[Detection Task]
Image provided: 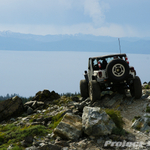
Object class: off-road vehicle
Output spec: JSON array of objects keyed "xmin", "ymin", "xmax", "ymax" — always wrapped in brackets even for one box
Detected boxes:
[{"xmin": 80, "ymin": 53, "xmax": 142, "ymax": 102}]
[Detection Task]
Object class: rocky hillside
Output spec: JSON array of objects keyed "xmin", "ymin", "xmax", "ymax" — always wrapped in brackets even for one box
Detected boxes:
[{"xmin": 1, "ymin": 87, "xmax": 150, "ymax": 150}]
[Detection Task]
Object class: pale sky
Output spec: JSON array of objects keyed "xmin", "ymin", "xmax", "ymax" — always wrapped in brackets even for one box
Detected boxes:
[
  {"xmin": 0, "ymin": 1, "xmax": 150, "ymax": 97},
  {"xmin": 0, "ymin": 0, "xmax": 150, "ymax": 37}
]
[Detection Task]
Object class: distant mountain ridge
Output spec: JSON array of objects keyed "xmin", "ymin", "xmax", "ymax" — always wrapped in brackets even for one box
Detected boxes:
[{"xmin": 0, "ymin": 31, "xmax": 149, "ymax": 54}]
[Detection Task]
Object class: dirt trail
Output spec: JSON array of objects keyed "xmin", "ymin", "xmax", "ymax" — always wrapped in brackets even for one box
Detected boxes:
[{"xmin": 120, "ymin": 90, "xmax": 150, "ymax": 142}]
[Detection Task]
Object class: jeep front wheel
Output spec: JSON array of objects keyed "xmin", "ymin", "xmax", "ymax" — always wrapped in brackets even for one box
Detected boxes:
[
  {"xmin": 89, "ymin": 80, "xmax": 101, "ymax": 102},
  {"xmin": 80, "ymin": 80, "xmax": 89, "ymax": 98}
]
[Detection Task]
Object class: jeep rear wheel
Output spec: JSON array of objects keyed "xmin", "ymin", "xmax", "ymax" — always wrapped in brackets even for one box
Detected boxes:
[
  {"xmin": 130, "ymin": 76, "xmax": 142, "ymax": 99},
  {"xmin": 89, "ymin": 80, "xmax": 101, "ymax": 102},
  {"xmin": 106, "ymin": 59, "xmax": 129, "ymax": 82},
  {"xmin": 80, "ymin": 80, "xmax": 89, "ymax": 98}
]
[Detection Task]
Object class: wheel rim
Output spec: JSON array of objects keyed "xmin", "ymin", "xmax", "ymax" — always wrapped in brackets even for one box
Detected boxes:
[{"xmin": 112, "ymin": 63, "xmax": 125, "ymax": 77}]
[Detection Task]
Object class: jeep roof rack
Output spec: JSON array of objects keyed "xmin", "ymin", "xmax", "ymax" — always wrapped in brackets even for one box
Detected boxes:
[{"xmin": 89, "ymin": 53, "xmax": 127, "ymax": 60}]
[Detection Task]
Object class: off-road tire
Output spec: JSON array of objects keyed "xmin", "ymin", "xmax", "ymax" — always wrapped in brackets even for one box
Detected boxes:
[
  {"xmin": 130, "ymin": 76, "xmax": 142, "ymax": 99},
  {"xmin": 106, "ymin": 59, "xmax": 129, "ymax": 82},
  {"xmin": 80, "ymin": 80, "xmax": 89, "ymax": 98},
  {"xmin": 89, "ymin": 80, "xmax": 101, "ymax": 102}
]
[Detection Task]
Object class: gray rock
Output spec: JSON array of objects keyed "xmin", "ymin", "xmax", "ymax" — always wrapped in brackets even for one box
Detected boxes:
[
  {"xmin": 54, "ymin": 113, "xmax": 82, "ymax": 140},
  {"xmin": 25, "ymin": 146, "xmax": 37, "ymax": 150},
  {"xmin": 82, "ymin": 106, "xmax": 116, "ymax": 136},
  {"xmin": 131, "ymin": 118, "xmax": 143, "ymax": 130},
  {"xmin": 132, "ymin": 116, "xmax": 150, "ymax": 132},
  {"xmin": 0, "ymin": 96, "xmax": 24, "ymax": 122},
  {"xmin": 33, "ymin": 89, "xmax": 60, "ymax": 102},
  {"xmin": 24, "ymin": 100, "xmax": 45, "ymax": 110},
  {"xmin": 142, "ymin": 91, "xmax": 150, "ymax": 99},
  {"xmin": 37, "ymin": 143, "xmax": 61, "ymax": 150},
  {"xmin": 21, "ymin": 136, "xmax": 33, "ymax": 147},
  {"xmin": 10, "ymin": 118, "xmax": 16, "ymax": 122},
  {"xmin": 27, "ymin": 107, "xmax": 34, "ymax": 115},
  {"xmin": 78, "ymin": 98, "xmax": 91, "ymax": 112},
  {"xmin": 104, "ymin": 94, "xmax": 124, "ymax": 108},
  {"xmin": 71, "ymin": 96, "xmax": 80, "ymax": 102},
  {"xmin": 31, "ymin": 101, "xmax": 38, "ymax": 109},
  {"xmin": 24, "ymin": 101, "xmax": 35, "ymax": 107},
  {"xmin": 141, "ymin": 122, "xmax": 150, "ymax": 132}
]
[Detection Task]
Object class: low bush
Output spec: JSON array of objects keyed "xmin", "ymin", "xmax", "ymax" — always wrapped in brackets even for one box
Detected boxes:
[
  {"xmin": 105, "ymin": 108, "xmax": 124, "ymax": 129},
  {"xmin": 112, "ymin": 127, "xmax": 126, "ymax": 136},
  {"xmin": 49, "ymin": 112, "xmax": 64, "ymax": 129},
  {"xmin": 146, "ymin": 106, "xmax": 150, "ymax": 113},
  {"xmin": 132, "ymin": 116, "xmax": 141, "ymax": 122},
  {"xmin": 0, "ymin": 124, "xmax": 50, "ymax": 149},
  {"xmin": 145, "ymin": 85, "xmax": 150, "ymax": 89}
]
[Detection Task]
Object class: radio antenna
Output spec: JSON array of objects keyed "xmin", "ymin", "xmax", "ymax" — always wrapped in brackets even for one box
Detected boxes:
[{"xmin": 118, "ymin": 38, "xmax": 121, "ymax": 54}]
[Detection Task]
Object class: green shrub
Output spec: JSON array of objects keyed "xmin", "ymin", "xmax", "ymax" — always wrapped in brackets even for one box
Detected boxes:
[
  {"xmin": 12, "ymin": 146, "xmax": 23, "ymax": 150},
  {"xmin": 145, "ymin": 85, "xmax": 150, "ymax": 89},
  {"xmin": 0, "ymin": 124, "xmax": 50, "ymax": 149},
  {"xmin": 49, "ymin": 112, "xmax": 64, "ymax": 129},
  {"xmin": 105, "ymin": 108, "xmax": 124, "ymax": 129},
  {"xmin": 112, "ymin": 127, "xmax": 126, "ymax": 136},
  {"xmin": 132, "ymin": 116, "xmax": 141, "ymax": 122},
  {"xmin": 146, "ymin": 106, "xmax": 150, "ymax": 113}
]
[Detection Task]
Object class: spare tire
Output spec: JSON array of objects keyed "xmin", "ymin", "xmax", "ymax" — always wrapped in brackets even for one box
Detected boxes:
[{"xmin": 106, "ymin": 59, "xmax": 129, "ymax": 82}]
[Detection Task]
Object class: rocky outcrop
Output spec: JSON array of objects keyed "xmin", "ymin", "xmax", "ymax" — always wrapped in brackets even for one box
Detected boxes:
[
  {"xmin": 2, "ymin": 88, "xmax": 150, "ymax": 150},
  {"xmin": 32, "ymin": 89, "xmax": 60, "ymax": 102},
  {"xmin": 82, "ymin": 106, "xmax": 116, "ymax": 136},
  {"xmin": 54, "ymin": 113, "xmax": 82, "ymax": 140},
  {"xmin": 23, "ymin": 89, "xmax": 60, "ymax": 115},
  {"xmin": 0, "ymin": 96, "xmax": 24, "ymax": 122}
]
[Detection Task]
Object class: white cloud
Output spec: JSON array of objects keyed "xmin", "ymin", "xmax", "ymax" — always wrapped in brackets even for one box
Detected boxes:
[
  {"xmin": 83, "ymin": 0, "xmax": 109, "ymax": 26},
  {"xmin": 0, "ymin": 0, "xmax": 148, "ymax": 37}
]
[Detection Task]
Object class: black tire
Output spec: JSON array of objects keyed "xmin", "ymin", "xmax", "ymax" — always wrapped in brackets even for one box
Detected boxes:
[
  {"xmin": 89, "ymin": 80, "xmax": 101, "ymax": 102},
  {"xmin": 80, "ymin": 80, "xmax": 89, "ymax": 98},
  {"xmin": 106, "ymin": 59, "xmax": 129, "ymax": 82},
  {"xmin": 130, "ymin": 76, "xmax": 142, "ymax": 99}
]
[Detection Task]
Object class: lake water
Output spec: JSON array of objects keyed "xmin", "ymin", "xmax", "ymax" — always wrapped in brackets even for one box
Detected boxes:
[{"xmin": 0, "ymin": 50, "xmax": 149, "ymax": 97}]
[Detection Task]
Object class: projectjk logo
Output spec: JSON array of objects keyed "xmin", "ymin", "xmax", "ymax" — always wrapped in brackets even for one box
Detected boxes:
[{"xmin": 104, "ymin": 140, "xmax": 150, "ymax": 148}]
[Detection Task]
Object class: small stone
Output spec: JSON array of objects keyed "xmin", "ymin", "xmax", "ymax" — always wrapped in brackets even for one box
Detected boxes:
[
  {"xmin": 62, "ymin": 147, "xmax": 69, "ymax": 150},
  {"xmin": 27, "ymin": 107, "xmax": 34, "ymax": 115},
  {"xmin": 10, "ymin": 118, "xmax": 15, "ymax": 122}
]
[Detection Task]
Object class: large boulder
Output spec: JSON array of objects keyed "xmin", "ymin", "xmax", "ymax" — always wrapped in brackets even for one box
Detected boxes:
[
  {"xmin": 54, "ymin": 113, "xmax": 82, "ymax": 140},
  {"xmin": 82, "ymin": 106, "xmax": 116, "ymax": 136},
  {"xmin": 33, "ymin": 89, "xmax": 60, "ymax": 102},
  {"xmin": 0, "ymin": 96, "xmax": 24, "ymax": 122}
]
